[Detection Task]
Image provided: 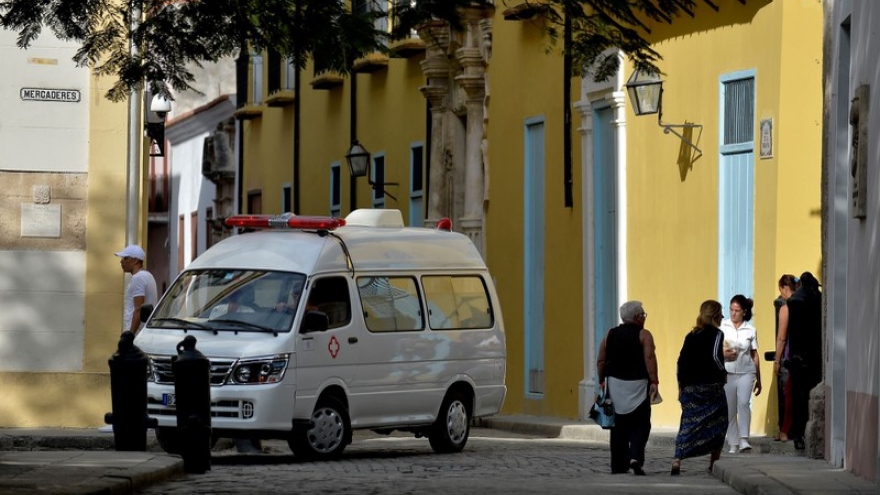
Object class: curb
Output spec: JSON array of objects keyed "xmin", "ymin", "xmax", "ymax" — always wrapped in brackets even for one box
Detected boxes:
[
  {"xmin": 0, "ymin": 431, "xmax": 161, "ymax": 452},
  {"xmin": 478, "ymin": 415, "xmax": 799, "ymax": 456}
]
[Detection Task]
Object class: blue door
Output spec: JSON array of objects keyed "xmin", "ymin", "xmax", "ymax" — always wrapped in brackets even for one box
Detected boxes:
[
  {"xmin": 524, "ymin": 118, "xmax": 545, "ymax": 397},
  {"xmin": 593, "ymin": 106, "xmax": 618, "ymax": 346},
  {"xmin": 718, "ymin": 72, "xmax": 756, "ymax": 304}
]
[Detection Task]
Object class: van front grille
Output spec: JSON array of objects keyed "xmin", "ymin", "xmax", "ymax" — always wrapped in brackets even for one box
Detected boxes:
[{"xmin": 148, "ymin": 354, "xmax": 236, "ymax": 385}]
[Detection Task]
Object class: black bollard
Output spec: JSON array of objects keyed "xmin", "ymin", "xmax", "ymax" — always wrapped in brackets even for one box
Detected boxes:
[
  {"xmin": 172, "ymin": 335, "xmax": 212, "ymax": 474},
  {"xmin": 105, "ymin": 331, "xmax": 156, "ymax": 451}
]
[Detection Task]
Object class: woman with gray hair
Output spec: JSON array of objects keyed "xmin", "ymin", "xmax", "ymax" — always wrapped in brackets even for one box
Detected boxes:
[{"xmin": 596, "ymin": 300, "xmax": 660, "ymax": 475}]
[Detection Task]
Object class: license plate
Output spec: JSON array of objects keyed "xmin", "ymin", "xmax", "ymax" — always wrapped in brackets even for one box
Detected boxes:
[{"xmin": 162, "ymin": 393, "xmax": 176, "ymax": 407}]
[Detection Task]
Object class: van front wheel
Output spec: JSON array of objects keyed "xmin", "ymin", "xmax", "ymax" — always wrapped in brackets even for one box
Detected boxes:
[
  {"xmin": 428, "ymin": 391, "xmax": 470, "ymax": 453},
  {"xmin": 288, "ymin": 396, "xmax": 349, "ymax": 460}
]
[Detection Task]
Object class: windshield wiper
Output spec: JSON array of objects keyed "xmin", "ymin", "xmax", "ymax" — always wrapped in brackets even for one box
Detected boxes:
[
  {"xmin": 209, "ymin": 319, "xmax": 275, "ymax": 333},
  {"xmin": 151, "ymin": 317, "xmax": 211, "ymax": 330}
]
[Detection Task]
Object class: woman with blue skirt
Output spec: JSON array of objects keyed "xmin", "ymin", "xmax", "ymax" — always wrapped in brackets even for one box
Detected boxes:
[{"xmin": 671, "ymin": 300, "xmax": 733, "ymax": 475}]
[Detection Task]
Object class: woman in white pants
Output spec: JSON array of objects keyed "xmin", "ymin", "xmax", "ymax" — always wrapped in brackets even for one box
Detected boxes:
[{"xmin": 721, "ymin": 295, "xmax": 762, "ymax": 453}]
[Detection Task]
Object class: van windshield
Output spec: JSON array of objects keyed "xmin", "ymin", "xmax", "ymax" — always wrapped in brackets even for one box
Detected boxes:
[{"xmin": 149, "ymin": 269, "xmax": 307, "ymax": 333}]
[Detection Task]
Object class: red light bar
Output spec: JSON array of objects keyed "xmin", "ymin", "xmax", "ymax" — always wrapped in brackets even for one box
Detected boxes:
[
  {"xmin": 225, "ymin": 215, "xmax": 274, "ymax": 228},
  {"xmin": 225, "ymin": 215, "xmax": 346, "ymax": 230}
]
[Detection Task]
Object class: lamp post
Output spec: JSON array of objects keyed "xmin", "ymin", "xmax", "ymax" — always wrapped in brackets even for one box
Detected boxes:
[
  {"xmin": 625, "ymin": 68, "xmax": 663, "ymax": 116},
  {"xmin": 345, "ymin": 140, "xmax": 370, "ymax": 178},
  {"xmin": 624, "ymin": 67, "xmax": 702, "ymax": 155},
  {"xmin": 345, "ymin": 140, "xmax": 398, "ymax": 201}
]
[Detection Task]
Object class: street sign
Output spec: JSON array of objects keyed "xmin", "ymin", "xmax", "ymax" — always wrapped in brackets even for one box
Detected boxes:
[{"xmin": 20, "ymin": 88, "xmax": 81, "ymax": 103}]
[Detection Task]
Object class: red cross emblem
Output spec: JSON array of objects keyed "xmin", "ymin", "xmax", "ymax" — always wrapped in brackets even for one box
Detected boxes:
[{"xmin": 328, "ymin": 336, "xmax": 340, "ymax": 359}]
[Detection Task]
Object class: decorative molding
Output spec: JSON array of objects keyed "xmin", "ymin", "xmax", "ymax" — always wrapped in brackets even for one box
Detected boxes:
[
  {"xmin": 233, "ymin": 104, "xmax": 263, "ymax": 120},
  {"xmin": 352, "ymin": 53, "xmax": 389, "ymax": 73},
  {"xmin": 502, "ymin": 2, "xmax": 549, "ymax": 21},
  {"xmin": 310, "ymin": 71, "xmax": 344, "ymax": 90},
  {"xmin": 265, "ymin": 89, "xmax": 295, "ymax": 107},
  {"xmin": 389, "ymin": 37, "xmax": 426, "ymax": 58}
]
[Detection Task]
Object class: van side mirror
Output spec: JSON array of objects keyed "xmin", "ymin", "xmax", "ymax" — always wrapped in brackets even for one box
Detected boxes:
[
  {"xmin": 140, "ymin": 304, "xmax": 154, "ymax": 323},
  {"xmin": 300, "ymin": 310, "xmax": 329, "ymax": 334}
]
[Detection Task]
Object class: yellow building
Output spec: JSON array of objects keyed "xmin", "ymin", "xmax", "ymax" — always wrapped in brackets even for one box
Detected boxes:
[
  {"xmin": 618, "ymin": 0, "xmax": 823, "ymax": 430},
  {"xmin": 235, "ymin": 0, "xmax": 822, "ymax": 434}
]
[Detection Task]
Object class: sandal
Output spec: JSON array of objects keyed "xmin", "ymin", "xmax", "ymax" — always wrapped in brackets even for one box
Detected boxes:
[
  {"xmin": 670, "ymin": 459, "xmax": 681, "ymax": 476},
  {"xmin": 708, "ymin": 449, "xmax": 720, "ymax": 473}
]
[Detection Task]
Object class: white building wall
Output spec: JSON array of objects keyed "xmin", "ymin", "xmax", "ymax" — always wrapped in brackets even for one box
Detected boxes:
[
  {"xmin": 0, "ymin": 30, "xmax": 90, "ymax": 371},
  {"xmin": 825, "ymin": 0, "xmax": 880, "ymax": 483},
  {"xmin": 165, "ymin": 98, "xmax": 236, "ymax": 283},
  {"xmin": 0, "ymin": 30, "xmax": 89, "ymax": 173}
]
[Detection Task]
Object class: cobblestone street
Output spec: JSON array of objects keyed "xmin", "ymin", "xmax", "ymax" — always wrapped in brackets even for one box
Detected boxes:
[{"xmin": 139, "ymin": 428, "xmax": 739, "ymax": 495}]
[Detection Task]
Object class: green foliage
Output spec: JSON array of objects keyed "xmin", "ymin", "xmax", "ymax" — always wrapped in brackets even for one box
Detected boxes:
[
  {"xmin": 0, "ymin": 0, "xmax": 703, "ymax": 101},
  {"xmin": 519, "ymin": 0, "xmax": 700, "ymax": 81},
  {"xmin": 0, "ymin": 0, "xmax": 386, "ymax": 101}
]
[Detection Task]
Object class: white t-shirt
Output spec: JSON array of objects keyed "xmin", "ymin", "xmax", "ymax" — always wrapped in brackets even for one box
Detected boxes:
[
  {"xmin": 209, "ymin": 304, "xmax": 255, "ymax": 319},
  {"xmin": 124, "ymin": 269, "xmax": 158, "ymax": 332},
  {"xmin": 720, "ymin": 318, "xmax": 758, "ymax": 374}
]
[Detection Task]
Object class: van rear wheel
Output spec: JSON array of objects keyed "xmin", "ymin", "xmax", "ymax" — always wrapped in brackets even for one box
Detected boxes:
[
  {"xmin": 428, "ymin": 391, "xmax": 470, "ymax": 453},
  {"xmin": 288, "ymin": 396, "xmax": 349, "ymax": 460}
]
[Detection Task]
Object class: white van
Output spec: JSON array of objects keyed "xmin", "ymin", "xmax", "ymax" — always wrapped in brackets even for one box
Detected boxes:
[{"xmin": 134, "ymin": 209, "xmax": 506, "ymax": 459}]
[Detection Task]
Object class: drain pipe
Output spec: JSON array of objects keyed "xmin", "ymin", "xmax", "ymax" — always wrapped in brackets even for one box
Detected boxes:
[{"xmin": 125, "ymin": 2, "xmax": 142, "ymax": 246}]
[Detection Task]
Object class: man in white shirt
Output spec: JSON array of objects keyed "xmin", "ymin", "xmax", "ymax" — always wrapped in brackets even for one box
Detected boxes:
[{"xmin": 115, "ymin": 245, "xmax": 158, "ymax": 334}]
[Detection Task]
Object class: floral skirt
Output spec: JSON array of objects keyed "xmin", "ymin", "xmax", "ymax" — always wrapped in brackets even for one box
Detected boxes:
[{"xmin": 674, "ymin": 383, "xmax": 728, "ymax": 460}]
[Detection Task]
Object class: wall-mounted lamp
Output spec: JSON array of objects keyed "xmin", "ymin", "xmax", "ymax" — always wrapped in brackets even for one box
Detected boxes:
[
  {"xmin": 145, "ymin": 93, "xmax": 172, "ymax": 157},
  {"xmin": 625, "ymin": 68, "xmax": 702, "ymax": 156},
  {"xmin": 345, "ymin": 140, "xmax": 398, "ymax": 201}
]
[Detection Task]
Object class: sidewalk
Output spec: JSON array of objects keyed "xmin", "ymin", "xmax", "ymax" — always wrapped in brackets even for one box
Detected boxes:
[
  {"xmin": 481, "ymin": 415, "xmax": 878, "ymax": 495},
  {"xmin": 0, "ymin": 429, "xmax": 182, "ymax": 495},
  {"xmin": 1, "ymin": 418, "xmax": 877, "ymax": 495}
]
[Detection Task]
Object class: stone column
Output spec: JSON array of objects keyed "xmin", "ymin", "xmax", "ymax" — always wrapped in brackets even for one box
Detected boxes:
[
  {"xmin": 573, "ymin": 97, "xmax": 595, "ymax": 421},
  {"xmin": 418, "ymin": 21, "xmax": 452, "ymax": 224},
  {"xmin": 454, "ymin": 6, "xmax": 493, "ymax": 256}
]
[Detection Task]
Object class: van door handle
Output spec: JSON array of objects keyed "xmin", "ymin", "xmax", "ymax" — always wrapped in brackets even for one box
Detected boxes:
[{"xmin": 348, "ymin": 337, "xmax": 358, "ymax": 344}]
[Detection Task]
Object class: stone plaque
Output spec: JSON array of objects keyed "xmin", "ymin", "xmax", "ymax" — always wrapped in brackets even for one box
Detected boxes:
[{"xmin": 21, "ymin": 203, "xmax": 62, "ymax": 238}]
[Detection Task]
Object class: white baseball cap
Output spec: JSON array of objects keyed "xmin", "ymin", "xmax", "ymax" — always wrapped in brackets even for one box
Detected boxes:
[{"xmin": 115, "ymin": 244, "xmax": 145, "ymax": 260}]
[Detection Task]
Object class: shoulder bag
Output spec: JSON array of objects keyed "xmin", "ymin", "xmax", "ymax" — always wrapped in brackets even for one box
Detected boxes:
[{"xmin": 590, "ymin": 384, "xmax": 615, "ymax": 429}]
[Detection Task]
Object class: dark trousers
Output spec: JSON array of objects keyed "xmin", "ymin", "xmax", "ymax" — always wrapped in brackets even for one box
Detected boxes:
[
  {"xmin": 610, "ymin": 398, "xmax": 651, "ymax": 473},
  {"xmin": 789, "ymin": 366, "xmax": 820, "ymax": 441}
]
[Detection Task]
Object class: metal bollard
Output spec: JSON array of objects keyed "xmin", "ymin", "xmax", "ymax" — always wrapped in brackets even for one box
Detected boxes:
[
  {"xmin": 172, "ymin": 335, "xmax": 212, "ymax": 474},
  {"xmin": 105, "ymin": 331, "xmax": 157, "ymax": 451}
]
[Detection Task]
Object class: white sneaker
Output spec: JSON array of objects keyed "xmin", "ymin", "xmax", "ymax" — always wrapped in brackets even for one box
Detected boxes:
[
  {"xmin": 739, "ymin": 439, "xmax": 752, "ymax": 452},
  {"xmin": 97, "ymin": 425, "xmax": 113, "ymax": 433},
  {"xmin": 728, "ymin": 445, "xmax": 738, "ymax": 454}
]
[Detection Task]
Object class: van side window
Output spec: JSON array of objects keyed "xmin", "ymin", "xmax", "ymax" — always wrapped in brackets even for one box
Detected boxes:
[
  {"xmin": 422, "ymin": 275, "xmax": 493, "ymax": 330},
  {"xmin": 306, "ymin": 276, "xmax": 351, "ymax": 329},
  {"xmin": 357, "ymin": 276, "xmax": 423, "ymax": 332}
]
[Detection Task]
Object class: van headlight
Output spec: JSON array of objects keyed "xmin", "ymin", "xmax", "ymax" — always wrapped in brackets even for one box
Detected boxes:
[{"xmin": 230, "ymin": 354, "xmax": 289, "ymax": 385}]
